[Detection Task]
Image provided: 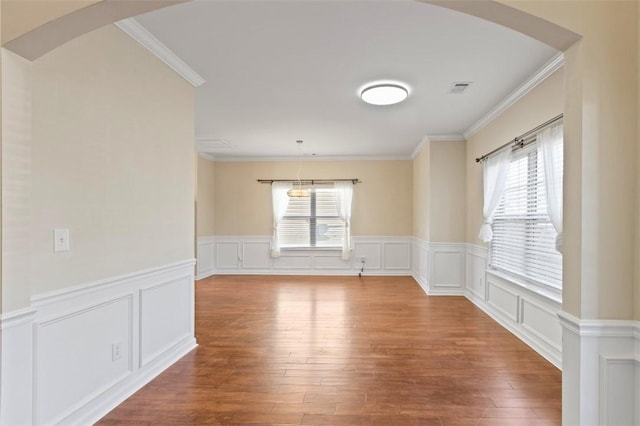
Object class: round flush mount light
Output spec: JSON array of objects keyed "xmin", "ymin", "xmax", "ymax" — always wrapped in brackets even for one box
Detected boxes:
[{"xmin": 360, "ymin": 83, "xmax": 409, "ymax": 106}]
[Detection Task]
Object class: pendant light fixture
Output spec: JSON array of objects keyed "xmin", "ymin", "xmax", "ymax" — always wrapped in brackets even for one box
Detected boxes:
[{"xmin": 287, "ymin": 140, "xmax": 311, "ymax": 198}]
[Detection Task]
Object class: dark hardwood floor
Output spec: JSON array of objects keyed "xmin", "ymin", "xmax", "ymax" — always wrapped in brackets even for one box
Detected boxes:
[{"xmin": 97, "ymin": 275, "xmax": 561, "ymax": 425}]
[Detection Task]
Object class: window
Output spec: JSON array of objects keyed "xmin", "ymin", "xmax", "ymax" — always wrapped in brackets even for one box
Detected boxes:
[
  {"xmin": 489, "ymin": 145, "xmax": 562, "ymax": 289},
  {"xmin": 278, "ymin": 187, "xmax": 345, "ymax": 249}
]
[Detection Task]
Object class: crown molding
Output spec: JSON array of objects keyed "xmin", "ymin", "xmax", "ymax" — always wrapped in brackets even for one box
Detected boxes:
[
  {"xmin": 211, "ymin": 154, "xmax": 412, "ymax": 162},
  {"xmin": 198, "ymin": 153, "xmax": 217, "ymax": 161},
  {"xmin": 411, "ymin": 136, "xmax": 431, "ymax": 159},
  {"xmin": 428, "ymin": 134, "xmax": 466, "ymax": 142},
  {"xmin": 115, "ymin": 18, "xmax": 205, "ymax": 87},
  {"xmin": 463, "ymin": 52, "xmax": 564, "ymax": 140}
]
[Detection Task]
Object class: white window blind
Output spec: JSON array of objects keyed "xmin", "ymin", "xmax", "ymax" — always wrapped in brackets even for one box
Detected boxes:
[
  {"xmin": 279, "ymin": 187, "xmax": 345, "ymax": 248},
  {"xmin": 489, "ymin": 145, "xmax": 562, "ymax": 289}
]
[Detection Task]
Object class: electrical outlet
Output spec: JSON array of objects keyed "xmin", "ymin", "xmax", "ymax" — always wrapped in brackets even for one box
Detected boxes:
[
  {"xmin": 54, "ymin": 229, "xmax": 70, "ymax": 252},
  {"xmin": 112, "ymin": 341, "xmax": 122, "ymax": 361},
  {"xmin": 360, "ymin": 256, "xmax": 366, "ymax": 263}
]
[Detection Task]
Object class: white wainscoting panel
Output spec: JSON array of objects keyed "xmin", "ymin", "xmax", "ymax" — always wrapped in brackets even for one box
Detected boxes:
[
  {"xmin": 35, "ymin": 296, "xmax": 134, "ymax": 424},
  {"xmin": 601, "ymin": 357, "xmax": 638, "ymax": 426},
  {"xmin": 314, "ymin": 255, "xmax": 350, "ymax": 270},
  {"xmin": 465, "ymin": 245, "xmax": 487, "ymax": 299},
  {"xmin": 411, "ymin": 238, "xmax": 429, "ymax": 293},
  {"xmin": 216, "ymin": 241, "xmax": 240, "ymax": 269},
  {"xmin": 196, "ymin": 236, "xmax": 214, "ymax": 279},
  {"xmin": 520, "ymin": 298, "xmax": 562, "ymax": 354},
  {"xmin": 486, "ymin": 278, "xmax": 520, "ymax": 322},
  {"xmin": 430, "ymin": 243, "xmax": 465, "ymax": 294},
  {"xmin": 411, "ymin": 240, "xmax": 465, "ymax": 295},
  {"xmin": 23, "ymin": 259, "xmax": 197, "ymax": 426},
  {"xmin": 463, "ymin": 244, "xmax": 562, "ymax": 369},
  {"xmin": 274, "ymin": 254, "xmax": 313, "ymax": 269},
  {"xmin": 139, "ymin": 277, "xmax": 193, "ymax": 367},
  {"xmin": 559, "ymin": 313, "xmax": 640, "ymax": 426},
  {"xmin": 383, "ymin": 242, "xmax": 411, "ymax": 270},
  {"xmin": 205, "ymin": 236, "xmax": 411, "ymax": 275},
  {"xmin": 242, "ymin": 241, "xmax": 272, "ymax": 269},
  {"xmin": 353, "ymin": 242, "xmax": 382, "ymax": 270},
  {"xmin": 0, "ymin": 308, "xmax": 36, "ymax": 426}
]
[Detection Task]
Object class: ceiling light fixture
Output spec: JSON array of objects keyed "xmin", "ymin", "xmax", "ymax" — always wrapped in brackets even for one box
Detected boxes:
[
  {"xmin": 288, "ymin": 140, "xmax": 310, "ymax": 198},
  {"xmin": 360, "ymin": 83, "xmax": 408, "ymax": 106}
]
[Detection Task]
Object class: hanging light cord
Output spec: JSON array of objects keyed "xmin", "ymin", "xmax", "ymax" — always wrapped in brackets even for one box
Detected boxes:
[{"xmin": 295, "ymin": 140, "xmax": 303, "ymax": 189}]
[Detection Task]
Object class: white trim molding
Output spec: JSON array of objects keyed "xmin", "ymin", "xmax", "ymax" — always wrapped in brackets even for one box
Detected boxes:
[
  {"xmin": 412, "ymin": 240, "xmax": 466, "ymax": 296},
  {"xmin": 0, "ymin": 260, "xmax": 197, "ymax": 426},
  {"xmin": 558, "ymin": 312, "xmax": 640, "ymax": 426},
  {"xmin": 196, "ymin": 236, "xmax": 216, "ymax": 280},
  {"xmin": 427, "ymin": 133, "xmax": 466, "ymax": 142},
  {"xmin": 464, "ymin": 52, "xmax": 564, "ymax": 140},
  {"xmin": 115, "ymin": 18, "xmax": 205, "ymax": 87},
  {"xmin": 411, "ymin": 135, "xmax": 431, "ymax": 160}
]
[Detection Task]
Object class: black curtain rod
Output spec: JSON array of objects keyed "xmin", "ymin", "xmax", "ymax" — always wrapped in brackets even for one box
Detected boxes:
[
  {"xmin": 258, "ymin": 179, "xmax": 361, "ymax": 184},
  {"xmin": 475, "ymin": 113, "xmax": 563, "ymax": 163}
]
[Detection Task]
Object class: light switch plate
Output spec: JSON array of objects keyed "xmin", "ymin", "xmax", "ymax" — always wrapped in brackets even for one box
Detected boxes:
[{"xmin": 54, "ymin": 229, "xmax": 70, "ymax": 252}]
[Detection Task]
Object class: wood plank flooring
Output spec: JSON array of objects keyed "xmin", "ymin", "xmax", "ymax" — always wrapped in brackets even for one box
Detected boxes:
[{"xmin": 97, "ymin": 275, "xmax": 561, "ymax": 425}]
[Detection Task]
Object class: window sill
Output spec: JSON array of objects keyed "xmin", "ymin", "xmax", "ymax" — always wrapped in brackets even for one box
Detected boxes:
[{"xmin": 486, "ymin": 268, "xmax": 562, "ymax": 305}]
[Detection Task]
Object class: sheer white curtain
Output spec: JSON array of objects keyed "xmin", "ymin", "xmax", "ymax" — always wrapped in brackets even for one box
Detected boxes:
[
  {"xmin": 538, "ymin": 123, "xmax": 564, "ymax": 253},
  {"xmin": 271, "ymin": 182, "xmax": 291, "ymax": 257},
  {"xmin": 479, "ymin": 149, "xmax": 511, "ymax": 242},
  {"xmin": 335, "ymin": 181, "xmax": 354, "ymax": 260}
]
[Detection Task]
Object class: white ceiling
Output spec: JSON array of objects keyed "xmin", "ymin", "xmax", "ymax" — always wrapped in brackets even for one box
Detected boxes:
[{"xmin": 134, "ymin": 0, "xmax": 558, "ymax": 159}]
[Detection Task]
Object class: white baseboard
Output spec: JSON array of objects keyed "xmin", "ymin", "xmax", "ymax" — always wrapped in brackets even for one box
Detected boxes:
[{"xmin": 0, "ymin": 259, "xmax": 196, "ymax": 426}]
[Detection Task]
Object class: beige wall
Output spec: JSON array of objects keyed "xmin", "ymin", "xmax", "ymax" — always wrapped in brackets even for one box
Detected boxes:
[
  {"xmin": 0, "ymin": 4, "xmax": 3, "ymax": 311},
  {"xmin": 635, "ymin": 1, "xmax": 640, "ymax": 321},
  {"xmin": 466, "ymin": 69, "xmax": 564, "ymax": 246},
  {"xmin": 197, "ymin": 156, "xmax": 215, "ymax": 237},
  {"xmin": 1, "ymin": 49, "xmax": 31, "ymax": 312},
  {"xmin": 430, "ymin": 141, "xmax": 466, "ymax": 243},
  {"xmin": 1, "ymin": 0, "xmax": 100, "ymax": 44},
  {"xmin": 412, "ymin": 140, "xmax": 429, "ymax": 241},
  {"xmin": 214, "ymin": 160, "xmax": 413, "ymax": 237},
  {"xmin": 22, "ymin": 24, "xmax": 194, "ymax": 298},
  {"xmin": 503, "ymin": 1, "xmax": 638, "ymax": 320}
]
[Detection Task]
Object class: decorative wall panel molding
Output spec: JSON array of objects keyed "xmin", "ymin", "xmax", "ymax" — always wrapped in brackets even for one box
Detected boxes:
[
  {"xmin": 0, "ymin": 308, "xmax": 36, "ymax": 425},
  {"xmin": 411, "ymin": 238, "xmax": 430, "ymax": 293},
  {"xmin": 199, "ymin": 236, "xmax": 413, "ymax": 276},
  {"xmin": 429, "ymin": 243, "xmax": 465, "ymax": 295},
  {"xmin": 410, "ymin": 240, "xmax": 466, "ymax": 295},
  {"xmin": 559, "ymin": 312, "xmax": 639, "ymax": 426},
  {"xmin": 1, "ymin": 260, "xmax": 196, "ymax": 426},
  {"xmin": 196, "ymin": 236, "xmax": 215, "ymax": 279},
  {"xmin": 462, "ymin": 245, "xmax": 562, "ymax": 369}
]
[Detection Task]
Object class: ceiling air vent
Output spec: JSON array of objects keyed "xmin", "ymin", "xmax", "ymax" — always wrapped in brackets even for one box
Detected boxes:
[
  {"xmin": 449, "ymin": 82, "xmax": 472, "ymax": 94},
  {"xmin": 196, "ymin": 138, "xmax": 232, "ymax": 152}
]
